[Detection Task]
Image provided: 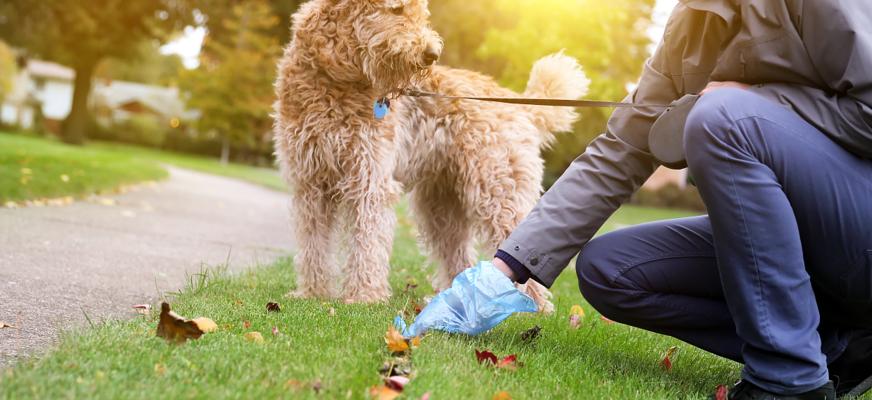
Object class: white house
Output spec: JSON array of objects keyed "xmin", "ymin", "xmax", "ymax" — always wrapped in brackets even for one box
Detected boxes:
[
  {"xmin": 1, "ymin": 59, "xmax": 74, "ymax": 130},
  {"xmin": 1, "ymin": 58, "xmax": 194, "ymax": 132}
]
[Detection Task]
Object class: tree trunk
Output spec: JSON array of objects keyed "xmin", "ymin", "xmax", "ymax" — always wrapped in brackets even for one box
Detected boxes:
[
  {"xmin": 220, "ymin": 135, "xmax": 230, "ymax": 165},
  {"xmin": 62, "ymin": 59, "xmax": 98, "ymax": 145}
]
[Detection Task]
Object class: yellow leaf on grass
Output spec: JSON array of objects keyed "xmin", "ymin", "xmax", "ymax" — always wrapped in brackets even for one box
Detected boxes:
[
  {"xmin": 60, "ymin": 174, "xmax": 70, "ymax": 183},
  {"xmin": 193, "ymin": 317, "xmax": 218, "ymax": 333},
  {"xmin": 384, "ymin": 326, "xmax": 409, "ymax": 353},
  {"xmin": 244, "ymin": 331, "xmax": 264, "ymax": 343},
  {"xmin": 570, "ymin": 305, "xmax": 585, "ymax": 317},
  {"xmin": 369, "ymin": 385, "xmax": 401, "ymax": 400}
]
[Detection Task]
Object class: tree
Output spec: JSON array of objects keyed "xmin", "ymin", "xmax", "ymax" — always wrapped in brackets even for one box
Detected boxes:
[
  {"xmin": 96, "ymin": 40, "xmax": 185, "ymax": 86},
  {"xmin": 181, "ymin": 0, "xmax": 281, "ymax": 164},
  {"xmin": 0, "ymin": 40, "xmax": 15, "ymax": 102},
  {"xmin": 0, "ymin": 1, "xmax": 192, "ymax": 144}
]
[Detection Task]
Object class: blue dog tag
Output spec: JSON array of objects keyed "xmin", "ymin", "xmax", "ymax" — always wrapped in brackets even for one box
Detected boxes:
[{"xmin": 373, "ymin": 98, "xmax": 390, "ymax": 120}]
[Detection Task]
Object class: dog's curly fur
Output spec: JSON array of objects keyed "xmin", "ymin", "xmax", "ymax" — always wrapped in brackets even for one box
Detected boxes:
[{"xmin": 273, "ymin": 0, "xmax": 589, "ymax": 308}]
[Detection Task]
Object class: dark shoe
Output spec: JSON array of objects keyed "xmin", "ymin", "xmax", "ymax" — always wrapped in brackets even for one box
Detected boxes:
[
  {"xmin": 829, "ymin": 330, "xmax": 872, "ymax": 398},
  {"xmin": 710, "ymin": 380, "xmax": 836, "ymax": 400}
]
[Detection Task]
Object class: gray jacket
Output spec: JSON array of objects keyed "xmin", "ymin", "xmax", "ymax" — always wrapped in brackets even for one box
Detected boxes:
[{"xmin": 498, "ymin": 0, "xmax": 872, "ymax": 287}]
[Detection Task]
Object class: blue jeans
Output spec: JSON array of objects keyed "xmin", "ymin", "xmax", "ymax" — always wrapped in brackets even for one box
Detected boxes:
[{"xmin": 577, "ymin": 88, "xmax": 872, "ymax": 394}]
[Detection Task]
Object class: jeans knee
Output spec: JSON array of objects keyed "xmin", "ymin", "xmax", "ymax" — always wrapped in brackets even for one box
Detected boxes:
[
  {"xmin": 684, "ymin": 88, "xmax": 754, "ymax": 175},
  {"xmin": 576, "ymin": 236, "xmax": 622, "ymax": 317}
]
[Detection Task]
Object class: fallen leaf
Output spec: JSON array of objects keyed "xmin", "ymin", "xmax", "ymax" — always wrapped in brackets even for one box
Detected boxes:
[
  {"xmin": 132, "ymin": 304, "xmax": 151, "ymax": 315},
  {"xmin": 569, "ymin": 314, "xmax": 582, "ymax": 329},
  {"xmin": 496, "ymin": 354, "xmax": 519, "ymax": 370},
  {"xmin": 369, "ymin": 385, "xmax": 401, "ymax": 400},
  {"xmin": 410, "ymin": 336, "xmax": 421, "ymax": 348},
  {"xmin": 570, "ymin": 305, "xmax": 585, "ymax": 317},
  {"xmin": 266, "ymin": 302, "xmax": 281, "ymax": 312},
  {"xmin": 714, "ymin": 385, "xmax": 728, "ymax": 400},
  {"xmin": 244, "ymin": 331, "xmax": 264, "ymax": 343},
  {"xmin": 385, "ymin": 376, "xmax": 409, "ymax": 391},
  {"xmin": 600, "ymin": 315, "xmax": 614, "ymax": 325},
  {"xmin": 493, "ymin": 391, "xmax": 512, "ymax": 400},
  {"xmin": 60, "ymin": 174, "xmax": 70, "ymax": 183},
  {"xmin": 193, "ymin": 317, "xmax": 218, "ymax": 333},
  {"xmin": 660, "ymin": 346, "xmax": 679, "ymax": 371},
  {"xmin": 243, "ymin": 320, "xmax": 251, "ymax": 329},
  {"xmin": 154, "ymin": 363, "xmax": 166, "ymax": 376},
  {"xmin": 272, "ymin": 326, "xmax": 280, "ymax": 336},
  {"xmin": 385, "ymin": 326, "xmax": 410, "ymax": 353},
  {"xmin": 520, "ymin": 325, "xmax": 541, "ymax": 342},
  {"xmin": 0, "ymin": 322, "xmax": 14, "ymax": 329},
  {"xmin": 155, "ymin": 302, "xmax": 205, "ymax": 343},
  {"xmin": 475, "ymin": 349, "xmax": 498, "ymax": 365}
]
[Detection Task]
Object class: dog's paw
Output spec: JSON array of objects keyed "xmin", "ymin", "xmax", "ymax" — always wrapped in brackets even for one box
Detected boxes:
[
  {"xmin": 342, "ymin": 289, "xmax": 391, "ymax": 304},
  {"xmin": 285, "ymin": 288, "xmax": 333, "ymax": 300}
]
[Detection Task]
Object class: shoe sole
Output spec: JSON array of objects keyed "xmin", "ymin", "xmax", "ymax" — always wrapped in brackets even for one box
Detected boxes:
[{"xmin": 841, "ymin": 374, "xmax": 872, "ymax": 399}]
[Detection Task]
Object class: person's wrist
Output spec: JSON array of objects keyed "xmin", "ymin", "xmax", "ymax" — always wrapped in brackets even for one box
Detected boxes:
[{"xmin": 493, "ymin": 258, "xmax": 516, "ymax": 281}]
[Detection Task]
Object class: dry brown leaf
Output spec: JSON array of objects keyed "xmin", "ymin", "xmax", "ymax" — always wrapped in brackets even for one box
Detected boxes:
[
  {"xmin": 155, "ymin": 302, "xmax": 204, "ymax": 343},
  {"xmin": 244, "ymin": 331, "xmax": 264, "ymax": 343},
  {"xmin": 243, "ymin": 320, "xmax": 252, "ymax": 329},
  {"xmin": 660, "ymin": 346, "xmax": 679, "ymax": 371},
  {"xmin": 193, "ymin": 317, "xmax": 218, "ymax": 333},
  {"xmin": 384, "ymin": 326, "xmax": 409, "ymax": 353},
  {"xmin": 266, "ymin": 302, "xmax": 281, "ymax": 312},
  {"xmin": 369, "ymin": 385, "xmax": 401, "ymax": 400},
  {"xmin": 132, "ymin": 304, "xmax": 151, "ymax": 315}
]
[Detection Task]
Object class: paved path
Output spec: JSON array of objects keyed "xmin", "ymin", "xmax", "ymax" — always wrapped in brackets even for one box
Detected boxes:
[{"xmin": 0, "ymin": 167, "xmax": 295, "ymax": 367}]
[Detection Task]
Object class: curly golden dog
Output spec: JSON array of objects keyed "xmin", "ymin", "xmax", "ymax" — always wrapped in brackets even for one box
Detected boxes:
[{"xmin": 273, "ymin": 0, "xmax": 589, "ymax": 310}]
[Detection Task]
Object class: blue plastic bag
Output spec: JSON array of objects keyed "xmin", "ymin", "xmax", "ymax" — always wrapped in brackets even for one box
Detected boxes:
[{"xmin": 395, "ymin": 261, "xmax": 537, "ymax": 337}]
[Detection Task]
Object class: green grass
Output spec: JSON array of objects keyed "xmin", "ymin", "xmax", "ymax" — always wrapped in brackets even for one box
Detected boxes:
[
  {"xmin": 0, "ymin": 133, "xmax": 168, "ymax": 203},
  {"xmin": 0, "ymin": 204, "xmax": 759, "ymax": 399},
  {"xmin": 91, "ymin": 142, "xmax": 285, "ymax": 192}
]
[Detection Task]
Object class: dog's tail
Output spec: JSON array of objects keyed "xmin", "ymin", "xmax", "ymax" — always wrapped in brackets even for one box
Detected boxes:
[{"xmin": 523, "ymin": 52, "xmax": 590, "ymax": 136}]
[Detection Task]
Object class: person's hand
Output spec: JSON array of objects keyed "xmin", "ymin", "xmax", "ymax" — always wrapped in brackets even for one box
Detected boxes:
[
  {"xmin": 701, "ymin": 81, "xmax": 750, "ymax": 95},
  {"xmin": 394, "ymin": 261, "xmax": 537, "ymax": 338}
]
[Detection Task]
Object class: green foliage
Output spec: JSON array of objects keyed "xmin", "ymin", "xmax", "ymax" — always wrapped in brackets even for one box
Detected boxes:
[
  {"xmin": 180, "ymin": 1, "xmax": 281, "ymax": 155},
  {"xmin": 96, "ymin": 40, "xmax": 185, "ymax": 86},
  {"xmin": 0, "ymin": 40, "xmax": 15, "ymax": 101},
  {"xmin": 111, "ymin": 115, "xmax": 171, "ymax": 148}
]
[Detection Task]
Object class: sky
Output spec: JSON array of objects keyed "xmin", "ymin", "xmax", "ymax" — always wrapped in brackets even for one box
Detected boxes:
[{"xmin": 161, "ymin": 0, "xmax": 680, "ymax": 69}]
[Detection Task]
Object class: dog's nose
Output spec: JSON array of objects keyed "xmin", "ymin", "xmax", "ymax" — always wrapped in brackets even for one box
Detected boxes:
[{"xmin": 423, "ymin": 48, "xmax": 440, "ymax": 66}]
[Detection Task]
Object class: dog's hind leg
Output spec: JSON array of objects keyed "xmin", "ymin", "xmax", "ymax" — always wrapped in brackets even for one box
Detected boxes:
[
  {"xmin": 289, "ymin": 187, "xmax": 338, "ymax": 299},
  {"xmin": 465, "ymin": 153, "xmax": 555, "ymax": 314},
  {"xmin": 410, "ymin": 182, "xmax": 476, "ymax": 291},
  {"xmin": 341, "ymin": 178, "xmax": 400, "ymax": 304}
]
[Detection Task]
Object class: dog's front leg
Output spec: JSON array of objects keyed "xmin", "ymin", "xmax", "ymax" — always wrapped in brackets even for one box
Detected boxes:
[{"xmin": 341, "ymin": 177, "xmax": 400, "ymax": 304}]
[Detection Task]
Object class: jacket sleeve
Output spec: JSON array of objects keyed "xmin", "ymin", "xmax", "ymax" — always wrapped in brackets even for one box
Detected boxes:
[
  {"xmin": 496, "ymin": 44, "xmax": 678, "ymax": 287},
  {"xmin": 752, "ymin": 1, "xmax": 872, "ymax": 158}
]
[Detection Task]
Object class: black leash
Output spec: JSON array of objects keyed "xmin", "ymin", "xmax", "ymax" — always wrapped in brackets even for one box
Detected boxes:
[{"xmin": 401, "ymin": 88, "xmax": 670, "ymax": 109}]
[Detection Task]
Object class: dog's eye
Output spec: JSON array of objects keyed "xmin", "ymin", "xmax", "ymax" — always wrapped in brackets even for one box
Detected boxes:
[{"xmin": 389, "ymin": 5, "xmax": 404, "ymax": 15}]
